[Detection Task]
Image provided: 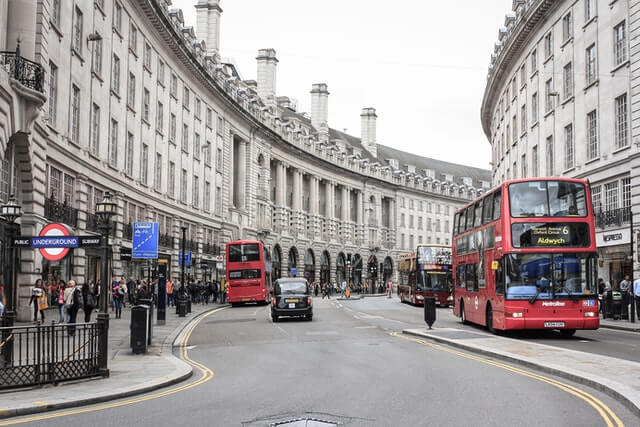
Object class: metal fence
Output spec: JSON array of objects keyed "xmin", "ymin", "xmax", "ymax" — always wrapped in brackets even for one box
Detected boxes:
[
  {"xmin": 595, "ymin": 206, "xmax": 631, "ymax": 229},
  {"xmin": 0, "ymin": 322, "xmax": 101, "ymax": 389}
]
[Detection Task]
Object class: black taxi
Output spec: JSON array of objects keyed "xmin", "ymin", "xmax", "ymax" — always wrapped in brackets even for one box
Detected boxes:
[{"xmin": 271, "ymin": 278, "xmax": 313, "ymax": 321}]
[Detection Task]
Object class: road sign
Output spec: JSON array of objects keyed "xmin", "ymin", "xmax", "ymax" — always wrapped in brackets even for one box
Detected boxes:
[
  {"xmin": 132, "ymin": 222, "xmax": 159, "ymax": 259},
  {"xmin": 215, "ymin": 255, "xmax": 224, "ymax": 262},
  {"xmin": 178, "ymin": 250, "xmax": 192, "ymax": 266},
  {"xmin": 38, "ymin": 223, "xmax": 73, "ymax": 261}
]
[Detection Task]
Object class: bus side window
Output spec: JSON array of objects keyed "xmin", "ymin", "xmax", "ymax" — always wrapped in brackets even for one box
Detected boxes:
[
  {"xmin": 474, "ymin": 201, "xmax": 483, "ymax": 228},
  {"xmin": 465, "ymin": 264, "xmax": 474, "ymax": 292},
  {"xmin": 495, "ymin": 259, "xmax": 505, "ymax": 295},
  {"xmin": 492, "ymin": 190, "xmax": 502, "ymax": 221},
  {"xmin": 457, "ymin": 265, "xmax": 465, "ymax": 288},
  {"xmin": 454, "ymin": 213, "xmax": 459, "ymax": 235},
  {"xmin": 482, "ymin": 193, "xmax": 493, "ymax": 224}
]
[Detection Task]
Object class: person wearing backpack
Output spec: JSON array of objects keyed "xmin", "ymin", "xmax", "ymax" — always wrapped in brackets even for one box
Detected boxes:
[
  {"xmin": 64, "ymin": 280, "xmax": 82, "ymax": 335},
  {"xmin": 82, "ymin": 282, "xmax": 98, "ymax": 322}
]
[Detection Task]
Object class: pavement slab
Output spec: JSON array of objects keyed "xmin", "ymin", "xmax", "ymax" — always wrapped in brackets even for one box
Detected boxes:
[{"xmin": 403, "ymin": 326, "xmax": 640, "ymax": 418}]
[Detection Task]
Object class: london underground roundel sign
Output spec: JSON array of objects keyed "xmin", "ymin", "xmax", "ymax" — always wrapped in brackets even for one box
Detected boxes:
[{"xmin": 38, "ymin": 223, "xmax": 73, "ymax": 261}]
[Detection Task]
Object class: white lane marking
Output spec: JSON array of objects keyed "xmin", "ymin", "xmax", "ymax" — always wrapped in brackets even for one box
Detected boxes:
[
  {"xmin": 353, "ymin": 315, "xmax": 360, "ymax": 319},
  {"xmin": 276, "ymin": 325, "xmax": 289, "ymax": 335},
  {"xmin": 354, "ymin": 326, "xmax": 377, "ymax": 329}
]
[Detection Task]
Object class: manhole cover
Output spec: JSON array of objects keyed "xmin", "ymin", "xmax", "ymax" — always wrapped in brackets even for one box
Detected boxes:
[{"xmin": 270, "ymin": 418, "xmax": 338, "ymax": 427}]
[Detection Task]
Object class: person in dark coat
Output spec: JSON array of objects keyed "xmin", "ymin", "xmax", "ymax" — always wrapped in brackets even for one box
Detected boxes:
[{"xmin": 82, "ymin": 282, "xmax": 98, "ymax": 322}]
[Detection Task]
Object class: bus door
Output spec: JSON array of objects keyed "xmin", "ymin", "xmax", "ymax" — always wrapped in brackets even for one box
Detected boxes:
[{"xmin": 488, "ymin": 253, "xmax": 505, "ymax": 329}]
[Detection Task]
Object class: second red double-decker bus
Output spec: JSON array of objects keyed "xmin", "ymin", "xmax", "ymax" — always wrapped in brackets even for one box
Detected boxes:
[
  {"xmin": 452, "ymin": 178, "xmax": 599, "ymax": 335},
  {"xmin": 398, "ymin": 245, "xmax": 453, "ymax": 307},
  {"xmin": 226, "ymin": 240, "xmax": 272, "ymax": 306}
]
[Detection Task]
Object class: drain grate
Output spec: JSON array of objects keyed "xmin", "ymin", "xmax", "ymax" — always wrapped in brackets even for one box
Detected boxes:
[{"xmin": 270, "ymin": 418, "xmax": 338, "ymax": 427}]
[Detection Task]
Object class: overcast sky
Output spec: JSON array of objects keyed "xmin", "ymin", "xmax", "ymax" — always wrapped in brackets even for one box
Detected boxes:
[{"xmin": 173, "ymin": 0, "xmax": 513, "ymax": 170}]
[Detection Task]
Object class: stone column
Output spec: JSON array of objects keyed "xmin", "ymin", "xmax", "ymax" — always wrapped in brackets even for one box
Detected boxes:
[
  {"xmin": 356, "ymin": 190, "xmax": 364, "ymax": 244},
  {"xmin": 72, "ymin": 175, "xmax": 90, "ymax": 283},
  {"xmin": 238, "ymin": 140, "xmax": 247, "ymax": 209}
]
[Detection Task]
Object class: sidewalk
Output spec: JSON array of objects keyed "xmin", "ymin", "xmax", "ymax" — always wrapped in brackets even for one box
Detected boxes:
[
  {"xmin": 403, "ymin": 327, "xmax": 640, "ymax": 417},
  {"xmin": 599, "ymin": 316, "xmax": 640, "ymax": 332},
  {"xmin": 0, "ymin": 301, "xmax": 225, "ymax": 419}
]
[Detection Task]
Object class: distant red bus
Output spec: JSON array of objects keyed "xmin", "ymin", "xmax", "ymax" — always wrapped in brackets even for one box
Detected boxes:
[
  {"xmin": 398, "ymin": 245, "xmax": 453, "ymax": 307},
  {"xmin": 452, "ymin": 178, "xmax": 599, "ymax": 335},
  {"xmin": 226, "ymin": 240, "xmax": 272, "ymax": 306}
]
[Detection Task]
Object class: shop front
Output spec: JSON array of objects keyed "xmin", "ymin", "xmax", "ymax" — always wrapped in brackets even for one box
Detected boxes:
[{"xmin": 596, "ymin": 228, "xmax": 632, "ymax": 288}]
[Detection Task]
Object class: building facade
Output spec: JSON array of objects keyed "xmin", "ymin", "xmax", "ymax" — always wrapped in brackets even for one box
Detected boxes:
[
  {"xmin": 481, "ymin": 0, "xmax": 639, "ymax": 285},
  {"xmin": 1, "ymin": 0, "xmax": 489, "ymax": 320}
]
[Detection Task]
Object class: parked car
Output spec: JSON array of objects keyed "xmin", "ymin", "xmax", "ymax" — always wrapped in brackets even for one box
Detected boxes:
[{"xmin": 271, "ymin": 278, "xmax": 312, "ymax": 322}]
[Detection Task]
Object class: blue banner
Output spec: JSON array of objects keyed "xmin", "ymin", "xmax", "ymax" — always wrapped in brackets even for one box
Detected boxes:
[
  {"xmin": 31, "ymin": 237, "xmax": 79, "ymax": 248},
  {"xmin": 178, "ymin": 250, "xmax": 192, "ymax": 266},
  {"xmin": 132, "ymin": 222, "xmax": 159, "ymax": 259}
]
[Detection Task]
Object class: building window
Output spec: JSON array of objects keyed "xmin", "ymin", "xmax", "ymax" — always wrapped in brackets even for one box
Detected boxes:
[
  {"xmin": 168, "ymin": 161, "xmax": 175, "ymax": 197},
  {"xmin": 585, "ymin": 44, "xmax": 597, "ymax": 85},
  {"xmin": 545, "ymin": 78, "xmax": 554, "ymax": 112},
  {"xmin": 587, "ymin": 109, "xmax": 598, "ymax": 159},
  {"xmin": 544, "ymin": 31, "xmax": 553, "ymax": 59},
  {"xmin": 520, "ymin": 63, "xmax": 526, "ymax": 85},
  {"xmin": 157, "ymin": 60, "xmax": 165, "ymax": 85},
  {"xmin": 520, "ymin": 104, "xmax": 526, "ymax": 133},
  {"xmin": 204, "ymin": 181, "xmax": 211, "ymax": 212},
  {"xmin": 169, "ymin": 113, "xmax": 176, "ymax": 142},
  {"xmin": 216, "ymin": 147, "xmax": 223, "ymax": 171},
  {"xmin": 127, "ymin": 72, "xmax": 136, "ymax": 108},
  {"xmin": 562, "ymin": 12, "xmax": 572, "ymax": 42},
  {"xmin": 615, "ymin": 93, "xmax": 628, "ymax": 149},
  {"xmin": 182, "ymin": 124, "xmax": 189, "ymax": 152},
  {"xmin": 613, "ymin": 21, "xmax": 627, "ymax": 66},
  {"xmin": 193, "ymin": 176, "xmax": 199, "ymax": 208},
  {"xmin": 109, "ymin": 119, "xmax": 118, "ymax": 167},
  {"xmin": 622, "ymin": 178, "xmax": 630, "ymax": 208},
  {"xmin": 143, "ymin": 42, "xmax": 151, "ymax": 70},
  {"xmin": 605, "ymin": 181, "xmax": 618, "ymax": 212},
  {"xmin": 73, "ymin": 6, "xmax": 83, "ymax": 54},
  {"xmin": 154, "ymin": 153, "xmax": 162, "ymax": 191},
  {"xmin": 114, "ymin": 1, "xmax": 122, "ymax": 33},
  {"xmin": 111, "ymin": 54, "xmax": 120, "ymax": 94},
  {"xmin": 561, "ymin": 123, "xmax": 573, "ymax": 171},
  {"xmin": 156, "ymin": 102, "xmax": 164, "ymax": 133},
  {"xmin": 585, "ymin": 0, "xmax": 595, "ymax": 22},
  {"xmin": 141, "ymin": 144, "xmax": 149, "ymax": 185},
  {"xmin": 512, "ymin": 161, "xmax": 517, "ymax": 179},
  {"xmin": 592, "ymin": 186, "xmax": 602, "ymax": 212},
  {"xmin": 92, "ymin": 36, "xmax": 103, "ymax": 74},
  {"xmin": 530, "ymin": 48, "xmax": 537, "ymax": 72},
  {"xmin": 511, "ymin": 78, "xmax": 517, "ymax": 100},
  {"xmin": 70, "ymin": 85, "xmax": 80, "ymax": 143},
  {"xmin": 506, "ymin": 124, "xmax": 510, "ymax": 147},
  {"xmin": 180, "ymin": 169, "xmax": 188, "ymax": 203},
  {"xmin": 205, "ymin": 141, "xmax": 212, "ymax": 166},
  {"xmin": 400, "ymin": 213, "xmax": 405, "ymax": 227},
  {"xmin": 195, "ymin": 98, "xmax": 202, "ymax": 118},
  {"xmin": 125, "ymin": 132, "xmax": 134, "ymax": 176},
  {"xmin": 129, "ymin": 24, "xmax": 137, "ymax": 54},
  {"xmin": 206, "ymin": 108, "xmax": 213, "ymax": 128},
  {"xmin": 563, "ymin": 62, "xmax": 573, "ymax": 99},
  {"xmin": 521, "ymin": 153, "xmax": 527, "ymax": 178},
  {"xmin": 512, "ymin": 115, "xmax": 518, "ymax": 143},
  {"xmin": 217, "ymin": 116, "xmax": 223, "ymax": 135},
  {"xmin": 215, "ymin": 186, "xmax": 222, "ymax": 215},
  {"xmin": 531, "ymin": 92, "xmax": 538, "ymax": 123},
  {"xmin": 48, "ymin": 62, "xmax": 58, "ymax": 125},
  {"xmin": 170, "ymin": 73, "xmax": 178, "ymax": 98},
  {"xmin": 143, "ymin": 88, "xmax": 150, "ymax": 122},
  {"xmin": 194, "ymin": 133, "xmax": 201, "ymax": 159},
  {"xmin": 183, "ymin": 87, "xmax": 190, "ymax": 109},
  {"xmin": 532, "ymin": 145, "xmax": 538, "ymax": 177},
  {"xmin": 91, "ymin": 103, "xmax": 100, "ymax": 155},
  {"xmin": 49, "ymin": 167, "xmax": 62, "ymax": 201},
  {"xmin": 51, "ymin": 0, "xmax": 60, "ymax": 26}
]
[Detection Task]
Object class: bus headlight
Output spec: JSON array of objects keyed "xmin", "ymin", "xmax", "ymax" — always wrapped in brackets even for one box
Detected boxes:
[
  {"xmin": 447, "ymin": 296, "xmax": 453, "ymax": 301},
  {"xmin": 584, "ymin": 312, "xmax": 596, "ymax": 317},
  {"xmin": 511, "ymin": 312, "xmax": 523, "ymax": 318}
]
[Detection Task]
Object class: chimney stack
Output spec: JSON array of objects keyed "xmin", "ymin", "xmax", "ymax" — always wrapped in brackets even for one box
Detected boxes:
[
  {"xmin": 310, "ymin": 83, "xmax": 329, "ymax": 142},
  {"xmin": 256, "ymin": 49, "xmax": 278, "ymax": 109},
  {"xmin": 195, "ymin": 0, "xmax": 222, "ymax": 57},
  {"xmin": 361, "ymin": 107, "xmax": 377, "ymax": 157}
]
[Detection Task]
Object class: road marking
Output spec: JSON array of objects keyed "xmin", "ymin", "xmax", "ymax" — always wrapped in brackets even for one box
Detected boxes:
[
  {"xmin": 275, "ymin": 325, "xmax": 289, "ymax": 335},
  {"xmin": 354, "ymin": 326, "xmax": 377, "ymax": 329},
  {"xmin": 391, "ymin": 332, "xmax": 623, "ymax": 427},
  {"xmin": 0, "ymin": 307, "xmax": 228, "ymax": 426},
  {"xmin": 30, "ymin": 403, "xmax": 48, "ymax": 407}
]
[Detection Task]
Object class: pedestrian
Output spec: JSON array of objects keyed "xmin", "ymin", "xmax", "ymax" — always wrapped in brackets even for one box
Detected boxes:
[
  {"xmin": 127, "ymin": 277, "xmax": 136, "ymax": 305},
  {"xmin": 29, "ymin": 279, "xmax": 47, "ymax": 322},
  {"xmin": 65, "ymin": 280, "xmax": 83, "ymax": 336},
  {"xmin": 82, "ymin": 282, "xmax": 98, "ymax": 322},
  {"xmin": 619, "ymin": 274, "xmax": 631, "ymax": 293},
  {"xmin": 166, "ymin": 279, "xmax": 174, "ymax": 307},
  {"xmin": 58, "ymin": 281, "xmax": 67, "ymax": 322},
  {"xmin": 341, "ymin": 279, "xmax": 347, "ymax": 298},
  {"xmin": 387, "ymin": 279, "xmax": 393, "ymax": 298},
  {"xmin": 314, "ymin": 283, "xmax": 319, "ymax": 297},
  {"xmin": 113, "ymin": 279, "xmax": 125, "ymax": 319},
  {"xmin": 633, "ymin": 277, "xmax": 640, "ymax": 319}
]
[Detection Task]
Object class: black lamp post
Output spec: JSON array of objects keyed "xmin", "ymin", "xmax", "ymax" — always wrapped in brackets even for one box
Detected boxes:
[
  {"xmin": 1, "ymin": 194, "xmax": 22, "ymax": 366},
  {"xmin": 95, "ymin": 191, "xmax": 117, "ymax": 377}
]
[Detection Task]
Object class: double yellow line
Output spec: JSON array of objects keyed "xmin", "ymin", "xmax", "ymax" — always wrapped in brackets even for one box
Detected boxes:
[
  {"xmin": 0, "ymin": 307, "xmax": 226, "ymax": 426},
  {"xmin": 391, "ymin": 332, "xmax": 624, "ymax": 427}
]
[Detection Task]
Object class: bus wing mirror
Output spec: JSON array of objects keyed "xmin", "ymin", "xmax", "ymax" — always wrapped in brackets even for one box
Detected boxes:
[{"xmin": 491, "ymin": 261, "xmax": 499, "ymax": 271}]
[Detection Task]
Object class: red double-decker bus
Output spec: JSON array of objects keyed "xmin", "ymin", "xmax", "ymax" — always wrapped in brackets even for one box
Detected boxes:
[
  {"xmin": 226, "ymin": 240, "xmax": 272, "ymax": 306},
  {"xmin": 398, "ymin": 245, "xmax": 453, "ymax": 307},
  {"xmin": 452, "ymin": 178, "xmax": 599, "ymax": 335}
]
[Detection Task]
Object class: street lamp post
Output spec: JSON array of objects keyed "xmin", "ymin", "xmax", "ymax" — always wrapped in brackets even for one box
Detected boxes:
[
  {"xmin": 1, "ymin": 194, "xmax": 22, "ymax": 366},
  {"xmin": 95, "ymin": 191, "xmax": 117, "ymax": 377}
]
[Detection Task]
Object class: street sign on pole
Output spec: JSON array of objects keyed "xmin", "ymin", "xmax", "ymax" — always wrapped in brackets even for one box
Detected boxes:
[
  {"xmin": 178, "ymin": 250, "xmax": 192, "ymax": 266},
  {"xmin": 37, "ymin": 223, "xmax": 74, "ymax": 261},
  {"xmin": 132, "ymin": 222, "xmax": 159, "ymax": 259}
]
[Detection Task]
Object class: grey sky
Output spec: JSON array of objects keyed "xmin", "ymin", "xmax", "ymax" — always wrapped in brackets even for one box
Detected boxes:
[{"xmin": 173, "ymin": 0, "xmax": 512, "ymax": 170}]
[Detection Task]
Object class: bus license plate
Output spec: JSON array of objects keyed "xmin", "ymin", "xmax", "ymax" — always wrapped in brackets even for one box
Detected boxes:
[
  {"xmin": 544, "ymin": 322, "xmax": 565, "ymax": 328},
  {"xmin": 289, "ymin": 303, "xmax": 296, "ymax": 308}
]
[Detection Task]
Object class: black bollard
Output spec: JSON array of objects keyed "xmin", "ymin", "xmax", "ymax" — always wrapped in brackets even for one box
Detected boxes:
[{"xmin": 424, "ymin": 296, "xmax": 436, "ymax": 329}]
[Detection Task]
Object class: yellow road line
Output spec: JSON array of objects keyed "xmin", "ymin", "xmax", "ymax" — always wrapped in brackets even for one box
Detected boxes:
[
  {"xmin": 391, "ymin": 332, "xmax": 623, "ymax": 427},
  {"xmin": 0, "ymin": 307, "xmax": 227, "ymax": 426}
]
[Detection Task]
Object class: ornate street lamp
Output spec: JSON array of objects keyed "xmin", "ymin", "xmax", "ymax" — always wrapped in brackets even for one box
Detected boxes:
[
  {"xmin": 95, "ymin": 191, "xmax": 116, "ymax": 377},
  {"xmin": 1, "ymin": 194, "xmax": 22, "ymax": 366}
]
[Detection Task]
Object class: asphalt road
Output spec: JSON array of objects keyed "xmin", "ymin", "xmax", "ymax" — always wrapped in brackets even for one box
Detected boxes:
[
  {"xmin": 9, "ymin": 297, "xmax": 637, "ymax": 426},
  {"xmin": 347, "ymin": 296, "xmax": 640, "ymax": 363}
]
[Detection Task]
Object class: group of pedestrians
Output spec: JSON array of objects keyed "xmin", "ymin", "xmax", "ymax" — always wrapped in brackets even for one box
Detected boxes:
[
  {"xmin": 598, "ymin": 275, "xmax": 640, "ymax": 319},
  {"xmin": 164, "ymin": 278, "xmax": 227, "ymax": 306}
]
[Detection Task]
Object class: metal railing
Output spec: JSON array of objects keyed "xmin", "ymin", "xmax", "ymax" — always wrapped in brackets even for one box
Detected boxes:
[
  {"xmin": 159, "ymin": 232, "xmax": 174, "ymax": 248},
  {"xmin": 203, "ymin": 242, "xmax": 220, "ymax": 255},
  {"xmin": 44, "ymin": 196, "xmax": 78, "ymax": 227},
  {"xmin": 595, "ymin": 207, "xmax": 631, "ymax": 229},
  {"xmin": 0, "ymin": 48, "xmax": 45, "ymax": 93},
  {"xmin": 0, "ymin": 322, "xmax": 101, "ymax": 389}
]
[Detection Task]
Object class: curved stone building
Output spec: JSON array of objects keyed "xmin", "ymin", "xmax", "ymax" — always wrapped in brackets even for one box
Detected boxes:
[
  {"xmin": 1, "ymin": 0, "xmax": 489, "ymax": 320},
  {"xmin": 481, "ymin": 0, "xmax": 640, "ymax": 284}
]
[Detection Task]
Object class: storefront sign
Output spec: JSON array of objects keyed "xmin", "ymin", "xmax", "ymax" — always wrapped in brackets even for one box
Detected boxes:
[
  {"xmin": 38, "ymin": 223, "xmax": 73, "ymax": 261},
  {"xmin": 120, "ymin": 247, "xmax": 132, "ymax": 261},
  {"xmin": 596, "ymin": 228, "xmax": 630, "ymax": 248}
]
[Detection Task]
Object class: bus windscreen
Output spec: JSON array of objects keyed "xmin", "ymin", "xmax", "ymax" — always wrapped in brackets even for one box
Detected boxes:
[
  {"xmin": 228, "ymin": 244, "xmax": 261, "ymax": 262},
  {"xmin": 509, "ymin": 181, "xmax": 587, "ymax": 218}
]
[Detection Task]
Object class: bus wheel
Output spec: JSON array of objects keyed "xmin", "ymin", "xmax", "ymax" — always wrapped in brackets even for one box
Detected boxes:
[
  {"xmin": 231, "ymin": 302, "xmax": 239, "ymax": 307},
  {"xmin": 560, "ymin": 329, "xmax": 576, "ymax": 337},
  {"xmin": 486, "ymin": 305, "xmax": 496, "ymax": 334},
  {"xmin": 460, "ymin": 300, "xmax": 467, "ymax": 325}
]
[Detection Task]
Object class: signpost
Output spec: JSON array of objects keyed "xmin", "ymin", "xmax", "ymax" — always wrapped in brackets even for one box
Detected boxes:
[
  {"xmin": 178, "ymin": 250, "xmax": 192, "ymax": 266},
  {"xmin": 132, "ymin": 222, "xmax": 160, "ymax": 328}
]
